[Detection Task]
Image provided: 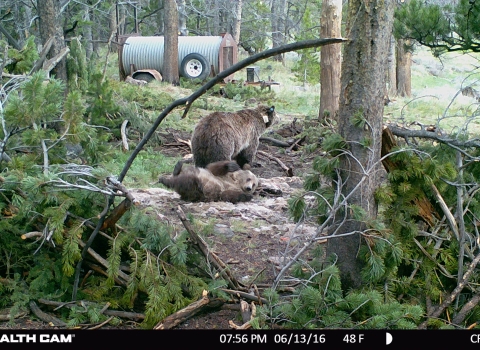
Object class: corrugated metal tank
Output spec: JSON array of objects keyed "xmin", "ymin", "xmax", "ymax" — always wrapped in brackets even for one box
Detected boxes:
[{"xmin": 122, "ymin": 36, "xmax": 223, "ymax": 76}]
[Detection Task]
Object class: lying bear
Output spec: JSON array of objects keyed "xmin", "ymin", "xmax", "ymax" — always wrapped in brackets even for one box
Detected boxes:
[
  {"xmin": 191, "ymin": 104, "xmax": 278, "ymax": 169},
  {"xmin": 158, "ymin": 160, "xmax": 258, "ymax": 203}
]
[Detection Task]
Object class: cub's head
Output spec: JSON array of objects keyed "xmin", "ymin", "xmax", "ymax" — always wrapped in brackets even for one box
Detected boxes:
[
  {"xmin": 232, "ymin": 169, "xmax": 259, "ymax": 193},
  {"xmin": 257, "ymin": 105, "xmax": 279, "ymax": 128}
]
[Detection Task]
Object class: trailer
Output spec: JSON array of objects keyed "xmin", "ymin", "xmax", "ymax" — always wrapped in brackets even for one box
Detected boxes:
[{"xmin": 117, "ymin": 33, "xmax": 238, "ymax": 83}]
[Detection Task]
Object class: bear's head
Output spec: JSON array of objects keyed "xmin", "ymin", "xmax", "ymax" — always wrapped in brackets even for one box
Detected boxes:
[
  {"xmin": 258, "ymin": 105, "xmax": 279, "ymax": 128},
  {"xmin": 231, "ymin": 169, "xmax": 259, "ymax": 193}
]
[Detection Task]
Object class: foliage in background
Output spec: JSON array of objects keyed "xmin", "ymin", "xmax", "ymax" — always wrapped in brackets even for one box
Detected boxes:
[
  {"xmin": 5, "ymin": 36, "xmax": 38, "ymax": 74},
  {"xmin": 291, "ymin": 5, "xmax": 321, "ymax": 86},
  {"xmin": 394, "ymin": 0, "xmax": 480, "ymax": 55}
]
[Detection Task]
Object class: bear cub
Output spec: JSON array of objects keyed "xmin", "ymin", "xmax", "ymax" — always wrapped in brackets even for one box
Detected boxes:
[
  {"xmin": 191, "ymin": 104, "xmax": 278, "ymax": 169},
  {"xmin": 159, "ymin": 160, "xmax": 259, "ymax": 203}
]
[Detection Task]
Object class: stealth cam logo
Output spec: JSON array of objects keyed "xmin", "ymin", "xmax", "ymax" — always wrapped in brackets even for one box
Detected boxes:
[{"xmin": 0, "ymin": 333, "xmax": 75, "ymax": 343}]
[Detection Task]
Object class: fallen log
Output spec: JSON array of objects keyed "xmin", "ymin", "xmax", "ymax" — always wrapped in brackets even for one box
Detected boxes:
[
  {"xmin": 0, "ymin": 307, "xmax": 29, "ymax": 321},
  {"xmin": 29, "ymin": 301, "xmax": 67, "ymax": 327}
]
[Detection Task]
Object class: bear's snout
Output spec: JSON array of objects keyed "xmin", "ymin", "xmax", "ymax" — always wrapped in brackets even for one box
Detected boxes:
[{"xmin": 244, "ymin": 186, "xmax": 252, "ymax": 192}]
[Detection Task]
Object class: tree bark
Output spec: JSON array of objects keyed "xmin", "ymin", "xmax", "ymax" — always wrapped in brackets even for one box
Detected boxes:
[
  {"xmin": 271, "ymin": 0, "xmax": 286, "ymax": 63},
  {"xmin": 177, "ymin": 0, "xmax": 188, "ymax": 36},
  {"xmin": 327, "ymin": 0, "xmax": 395, "ymax": 290},
  {"xmin": 232, "ymin": 0, "xmax": 243, "ymax": 45},
  {"xmin": 37, "ymin": 0, "xmax": 67, "ymax": 82},
  {"xmin": 396, "ymin": 38, "xmax": 412, "ymax": 97},
  {"xmin": 163, "ymin": 0, "xmax": 179, "ymax": 85},
  {"xmin": 157, "ymin": 0, "xmax": 165, "ymax": 34},
  {"xmin": 387, "ymin": 34, "xmax": 397, "ymax": 97},
  {"xmin": 83, "ymin": 2, "xmax": 93, "ymax": 59},
  {"xmin": 319, "ymin": 0, "xmax": 342, "ymax": 123}
]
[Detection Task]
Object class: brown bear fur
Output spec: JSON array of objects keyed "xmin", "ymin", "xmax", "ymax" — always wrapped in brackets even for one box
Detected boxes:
[
  {"xmin": 158, "ymin": 160, "xmax": 259, "ymax": 203},
  {"xmin": 191, "ymin": 105, "xmax": 278, "ymax": 169}
]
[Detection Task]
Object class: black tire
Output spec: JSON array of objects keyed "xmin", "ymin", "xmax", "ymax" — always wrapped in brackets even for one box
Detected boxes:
[
  {"xmin": 132, "ymin": 72, "xmax": 155, "ymax": 83},
  {"xmin": 180, "ymin": 53, "xmax": 211, "ymax": 80}
]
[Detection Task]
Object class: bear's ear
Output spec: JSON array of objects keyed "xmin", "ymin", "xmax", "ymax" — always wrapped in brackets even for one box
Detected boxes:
[{"xmin": 264, "ymin": 105, "xmax": 276, "ymax": 126}]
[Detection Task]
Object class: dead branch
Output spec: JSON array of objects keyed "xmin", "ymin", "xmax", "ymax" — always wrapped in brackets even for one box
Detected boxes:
[
  {"xmin": 0, "ymin": 307, "xmax": 29, "ymax": 321},
  {"xmin": 430, "ymin": 184, "xmax": 459, "ymax": 241},
  {"xmin": 87, "ymin": 316, "xmax": 114, "ymax": 330},
  {"xmin": 386, "ymin": 123, "xmax": 480, "ymax": 150},
  {"xmin": 37, "ymin": 298, "xmax": 144, "ymax": 321},
  {"xmin": 240, "ymin": 300, "xmax": 256, "ymax": 323},
  {"xmin": 172, "ymin": 134, "xmax": 192, "ymax": 151},
  {"xmin": 154, "ymin": 291, "xmax": 224, "ymax": 329},
  {"xmin": 220, "ymin": 288, "xmax": 268, "ymax": 305},
  {"xmin": 229, "ymin": 301, "xmax": 256, "ymax": 330},
  {"xmin": 286, "ymin": 135, "xmax": 306, "ymax": 153},
  {"xmin": 257, "ymin": 150, "xmax": 293, "ymax": 176},
  {"xmin": 101, "ymin": 198, "xmax": 133, "ymax": 231},
  {"xmin": 121, "ymin": 120, "xmax": 129, "ymax": 151},
  {"xmin": 418, "ymin": 250, "xmax": 480, "ymax": 329},
  {"xmin": 77, "ymin": 239, "xmax": 130, "ymax": 285},
  {"xmin": 85, "ymin": 262, "xmax": 128, "ymax": 287},
  {"xmin": 260, "ymin": 137, "xmax": 292, "ymax": 148},
  {"xmin": 229, "ymin": 320, "xmax": 252, "ymax": 329},
  {"xmin": 21, "ymin": 231, "xmax": 43, "ymax": 239},
  {"xmin": 452, "ymin": 292, "xmax": 480, "ymax": 325},
  {"xmin": 30, "ymin": 36, "xmax": 54, "ymax": 74},
  {"xmin": 0, "ymin": 22, "xmax": 22, "ymax": 50},
  {"xmin": 176, "ymin": 206, "xmax": 244, "ymax": 291},
  {"xmin": 43, "ymin": 46, "xmax": 70, "ymax": 75},
  {"xmin": 29, "ymin": 301, "xmax": 67, "ymax": 327},
  {"xmin": 106, "ymin": 176, "xmax": 137, "ymax": 203}
]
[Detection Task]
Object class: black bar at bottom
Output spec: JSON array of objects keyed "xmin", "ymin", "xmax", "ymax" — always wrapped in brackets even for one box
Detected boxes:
[{"xmin": 0, "ymin": 329, "xmax": 476, "ymax": 349}]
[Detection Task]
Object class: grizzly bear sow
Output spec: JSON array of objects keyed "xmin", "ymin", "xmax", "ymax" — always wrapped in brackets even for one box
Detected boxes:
[
  {"xmin": 158, "ymin": 160, "xmax": 258, "ymax": 203},
  {"xmin": 191, "ymin": 105, "xmax": 278, "ymax": 169}
]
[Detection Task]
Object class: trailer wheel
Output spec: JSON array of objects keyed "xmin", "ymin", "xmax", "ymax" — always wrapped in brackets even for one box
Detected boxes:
[{"xmin": 180, "ymin": 53, "xmax": 211, "ymax": 80}]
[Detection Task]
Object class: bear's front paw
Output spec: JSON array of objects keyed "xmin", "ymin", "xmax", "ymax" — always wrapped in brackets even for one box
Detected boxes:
[{"xmin": 237, "ymin": 193, "xmax": 253, "ymax": 202}]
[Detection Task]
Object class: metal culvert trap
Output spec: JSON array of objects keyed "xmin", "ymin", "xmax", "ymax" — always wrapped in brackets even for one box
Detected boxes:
[{"xmin": 118, "ymin": 33, "xmax": 237, "ymax": 83}]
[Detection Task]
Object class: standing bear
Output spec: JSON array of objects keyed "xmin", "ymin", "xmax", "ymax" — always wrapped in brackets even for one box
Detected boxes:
[
  {"xmin": 191, "ymin": 105, "xmax": 278, "ymax": 169},
  {"xmin": 159, "ymin": 160, "xmax": 258, "ymax": 203}
]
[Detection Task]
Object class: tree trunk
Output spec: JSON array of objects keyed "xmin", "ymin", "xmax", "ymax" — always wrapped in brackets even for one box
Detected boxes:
[
  {"xmin": 37, "ymin": 0, "xmax": 67, "ymax": 82},
  {"xmin": 326, "ymin": 0, "xmax": 395, "ymax": 290},
  {"xmin": 177, "ymin": 0, "xmax": 188, "ymax": 36},
  {"xmin": 387, "ymin": 34, "xmax": 397, "ymax": 97},
  {"xmin": 396, "ymin": 38, "xmax": 412, "ymax": 97},
  {"xmin": 163, "ymin": 0, "xmax": 179, "ymax": 85},
  {"xmin": 271, "ymin": 0, "xmax": 286, "ymax": 63},
  {"xmin": 157, "ymin": 0, "xmax": 165, "ymax": 34},
  {"xmin": 319, "ymin": 0, "xmax": 342, "ymax": 123},
  {"xmin": 232, "ymin": 0, "xmax": 243, "ymax": 45},
  {"xmin": 83, "ymin": 2, "xmax": 93, "ymax": 60},
  {"xmin": 212, "ymin": 0, "xmax": 220, "ymax": 35}
]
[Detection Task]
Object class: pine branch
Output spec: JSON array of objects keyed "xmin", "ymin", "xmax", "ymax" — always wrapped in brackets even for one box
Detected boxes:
[{"xmin": 418, "ymin": 250, "xmax": 480, "ymax": 329}]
